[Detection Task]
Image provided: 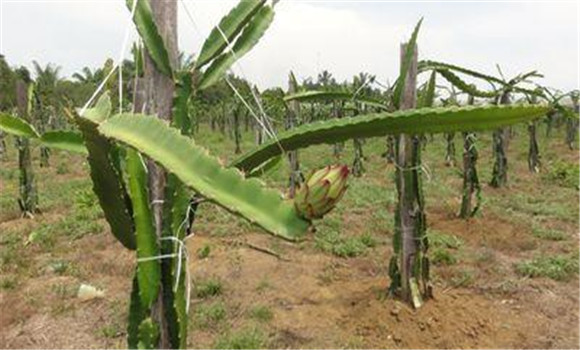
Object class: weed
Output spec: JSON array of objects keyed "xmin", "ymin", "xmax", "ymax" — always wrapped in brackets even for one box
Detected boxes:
[
  {"xmin": 214, "ymin": 327, "xmax": 268, "ymax": 349},
  {"xmin": 56, "ymin": 162, "xmax": 69, "ymax": 175},
  {"xmin": 195, "ymin": 301, "xmax": 226, "ymax": 328},
  {"xmin": 100, "ymin": 323, "xmax": 122, "ymax": 338},
  {"xmin": 196, "ymin": 278, "xmax": 223, "ymax": 298},
  {"xmin": 360, "ymin": 232, "xmax": 377, "ymax": 248},
  {"xmin": 429, "ymin": 230, "xmax": 461, "ymax": 265},
  {"xmin": 0, "ymin": 276, "xmax": 17, "ymax": 290},
  {"xmin": 515, "ymin": 254, "xmax": 578, "ymax": 281},
  {"xmin": 474, "ymin": 247, "xmax": 496, "ymax": 266},
  {"xmin": 531, "ymin": 224, "xmax": 567, "ymax": 241},
  {"xmin": 255, "ymin": 278, "xmax": 272, "ymax": 292},
  {"xmin": 249, "ymin": 305, "xmax": 273, "ymax": 322},
  {"xmin": 332, "ymin": 237, "xmax": 367, "ymax": 258},
  {"xmin": 197, "ymin": 244, "xmax": 211, "ymax": 259},
  {"xmin": 315, "ymin": 228, "xmax": 372, "ymax": 258},
  {"xmin": 75, "ymin": 189, "xmax": 97, "ymax": 209},
  {"xmin": 542, "ymin": 161, "xmax": 579, "ymax": 189},
  {"xmin": 451, "ymin": 269, "xmax": 475, "ymax": 287},
  {"xmin": 428, "ymin": 230, "xmax": 463, "ymax": 249},
  {"xmin": 431, "ymin": 247, "xmax": 457, "ymax": 265}
]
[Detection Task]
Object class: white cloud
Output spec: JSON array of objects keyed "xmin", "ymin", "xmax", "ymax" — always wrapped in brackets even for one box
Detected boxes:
[{"xmin": 1, "ymin": 0, "xmax": 577, "ymax": 91}]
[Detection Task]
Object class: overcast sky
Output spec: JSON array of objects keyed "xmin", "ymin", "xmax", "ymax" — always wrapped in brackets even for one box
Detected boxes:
[{"xmin": 1, "ymin": 0, "xmax": 578, "ymax": 92}]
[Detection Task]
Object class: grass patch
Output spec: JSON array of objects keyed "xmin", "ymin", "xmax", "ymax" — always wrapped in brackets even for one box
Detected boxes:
[
  {"xmin": 248, "ymin": 305, "xmax": 273, "ymax": 322},
  {"xmin": 531, "ymin": 224, "xmax": 567, "ymax": 241},
  {"xmin": 255, "ymin": 278, "xmax": 271, "ymax": 292},
  {"xmin": 0, "ymin": 276, "xmax": 17, "ymax": 290},
  {"xmin": 428, "ymin": 230, "xmax": 463, "ymax": 249},
  {"xmin": 214, "ymin": 327, "xmax": 268, "ymax": 349},
  {"xmin": 195, "ymin": 278, "xmax": 223, "ymax": 298},
  {"xmin": 451, "ymin": 269, "xmax": 475, "ymax": 287},
  {"xmin": 515, "ymin": 254, "xmax": 578, "ymax": 281},
  {"xmin": 428, "ymin": 230, "xmax": 462, "ymax": 265},
  {"xmin": 197, "ymin": 244, "xmax": 211, "ymax": 259},
  {"xmin": 194, "ymin": 301, "xmax": 226, "ymax": 328},
  {"xmin": 315, "ymin": 225, "xmax": 377, "ymax": 258},
  {"xmin": 99, "ymin": 322, "xmax": 122, "ymax": 338},
  {"xmin": 542, "ymin": 161, "xmax": 579, "ymax": 189},
  {"xmin": 431, "ymin": 247, "xmax": 457, "ymax": 265}
]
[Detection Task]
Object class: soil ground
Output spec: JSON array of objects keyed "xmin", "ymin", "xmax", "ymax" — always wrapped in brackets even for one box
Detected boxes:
[{"xmin": 1, "ymin": 124, "xmax": 578, "ymax": 349}]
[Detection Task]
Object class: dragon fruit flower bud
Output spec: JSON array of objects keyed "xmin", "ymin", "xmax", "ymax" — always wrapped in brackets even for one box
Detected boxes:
[{"xmin": 294, "ymin": 165, "xmax": 349, "ymax": 220}]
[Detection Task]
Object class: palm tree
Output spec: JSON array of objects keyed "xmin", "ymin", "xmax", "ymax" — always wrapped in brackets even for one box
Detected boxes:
[
  {"xmin": 32, "ymin": 61, "xmax": 63, "ymax": 166},
  {"xmin": 72, "ymin": 66, "xmax": 102, "ymax": 84},
  {"xmin": 317, "ymin": 70, "xmax": 336, "ymax": 88}
]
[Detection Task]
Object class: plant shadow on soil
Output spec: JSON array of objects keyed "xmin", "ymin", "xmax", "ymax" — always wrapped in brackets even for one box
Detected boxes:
[{"xmin": 0, "ymin": 125, "xmax": 578, "ymax": 349}]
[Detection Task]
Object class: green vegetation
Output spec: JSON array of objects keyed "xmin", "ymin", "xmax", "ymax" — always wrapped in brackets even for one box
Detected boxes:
[
  {"xmin": 214, "ymin": 327, "xmax": 268, "ymax": 349},
  {"xmin": 194, "ymin": 301, "xmax": 227, "ymax": 328},
  {"xmin": 248, "ymin": 305, "xmax": 273, "ymax": 322},
  {"xmin": 543, "ymin": 160, "xmax": 579, "ymax": 189},
  {"xmin": 428, "ymin": 230, "xmax": 462, "ymax": 266},
  {"xmin": 515, "ymin": 254, "xmax": 579, "ymax": 281},
  {"xmin": 195, "ymin": 278, "xmax": 223, "ymax": 299},
  {"xmin": 197, "ymin": 244, "xmax": 212, "ymax": 259}
]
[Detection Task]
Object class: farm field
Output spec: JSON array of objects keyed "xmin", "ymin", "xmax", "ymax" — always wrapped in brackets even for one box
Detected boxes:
[{"xmin": 1, "ymin": 124, "xmax": 578, "ymax": 349}]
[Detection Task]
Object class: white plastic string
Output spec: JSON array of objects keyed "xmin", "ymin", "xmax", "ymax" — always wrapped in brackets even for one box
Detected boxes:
[
  {"xmin": 136, "ymin": 236, "xmax": 193, "ymax": 314},
  {"xmin": 466, "ymin": 132, "xmax": 478, "ymax": 152},
  {"xmin": 213, "ymin": 16, "xmax": 285, "ymax": 151},
  {"xmin": 80, "ymin": 0, "xmax": 138, "ymax": 116},
  {"xmin": 352, "ymin": 76, "xmax": 374, "ymax": 100},
  {"xmin": 212, "ymin": 14, "xmax": 277, "ymax": 135},
  {"xmin": 393, "ymin": 161, "xmax": 432, "ymax": 182},
  {"xmin": 224, "ymin": 78, "xmax": 275, "ymax": 139}
]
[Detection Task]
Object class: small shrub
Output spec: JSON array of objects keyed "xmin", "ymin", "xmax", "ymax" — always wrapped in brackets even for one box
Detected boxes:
[
  {"xmin": 196, "ymin": 278, "xmax": 222, "ymax": 298},
  {"xmin": 515, "ymin": 255, "xmax": 578, "ymax": 281}
]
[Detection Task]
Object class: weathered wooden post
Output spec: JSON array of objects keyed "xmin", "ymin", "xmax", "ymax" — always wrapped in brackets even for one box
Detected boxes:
[
  {"xmin": 15, "ymin": 78, "xmax": 38, "ymax": 217},
  {"xmin": 141, "ymin": 1, "xmax": 178, "ymax": 347},
  {"xmin": 459, "ymin": 94, "xmax": 481, "ymax": 218},
  {"xmin": 527, "ymin": 94, "xmax": 541, "ymax": 173},
  {"xmin": 287, "ymin": 71, "xmax": 303, "ymax": 197},
  {"xmin": 233, "ymin": 104, "xmax": 242, "ymax": 154},
  {"xmin": 389, "ymin": 42, "xmax": 429, "ymax": 308},
  {"xmin": 490, "ymin": 91, "xmax": 510, "ymax": 187}
]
